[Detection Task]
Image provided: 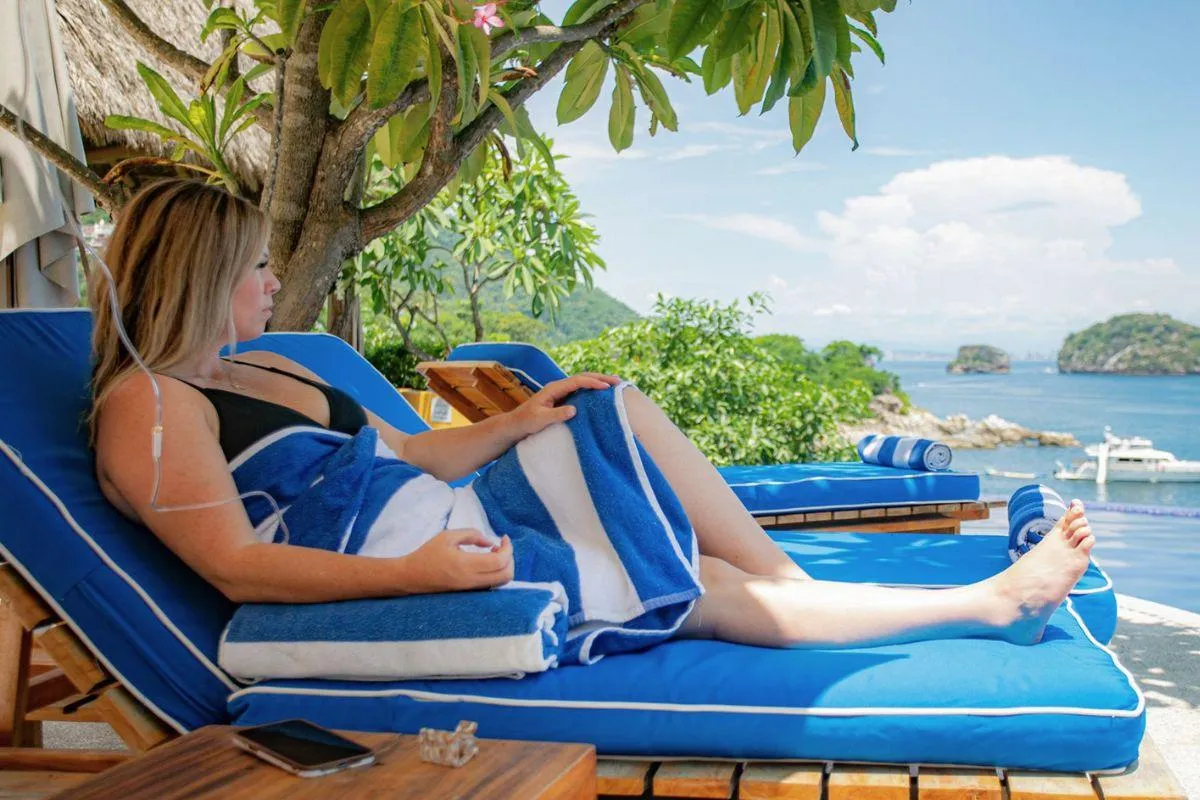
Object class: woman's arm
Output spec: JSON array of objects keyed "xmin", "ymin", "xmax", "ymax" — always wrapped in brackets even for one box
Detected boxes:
[
  {"xmin": 383, "ymin": 372, "xmax": 621, "ymax": 481},
  {"xmin": 95, "ymin": 374, "xmax": 512, "ymax": 603}
]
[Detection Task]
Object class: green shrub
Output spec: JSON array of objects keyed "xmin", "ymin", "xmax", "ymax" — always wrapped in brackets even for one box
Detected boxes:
[{"xmin": 552, "ymin": 296, "xmax": 872, "ymax": 466}]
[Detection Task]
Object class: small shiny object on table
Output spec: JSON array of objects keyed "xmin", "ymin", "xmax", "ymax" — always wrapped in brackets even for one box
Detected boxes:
[{"xmin": 51, "ymin": 724, "xmax": 597, "ymax": 799}]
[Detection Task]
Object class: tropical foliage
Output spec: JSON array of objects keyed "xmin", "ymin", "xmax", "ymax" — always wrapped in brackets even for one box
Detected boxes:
[
  {"xmin": 349, "ymin": 139, "xmax": 602, "ymax": 359},
  {"xmin": 553, "ymin": 295, "xmax": 873, "ymax": 465},
  {"xmin": 0, "ymin": 0, "xmax": 895, "ymax": 330}
]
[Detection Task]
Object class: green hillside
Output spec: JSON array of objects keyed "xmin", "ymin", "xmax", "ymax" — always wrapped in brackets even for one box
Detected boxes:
[
  {"xmin": 1057, "ymin": 313, "xmax": 1200, "ymax": 374},
  {"xmin": 457, "ymin": 279, "xmax": 640, "ymax": 345}
]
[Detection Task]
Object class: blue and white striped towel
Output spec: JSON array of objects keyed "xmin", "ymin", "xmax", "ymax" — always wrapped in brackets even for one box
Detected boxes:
[
  {"xmin": 1007, "ymin": 484, "xmax": 1068, "ymax": 562},
  {"xmin": 857, "ymin": 434, "xmax": 953, "ymax": 471},
  {"xmin": 221, "ymin": 382, "xmax": 701, "ymax": 678},
  {"xmin": 219, "ymin": 581, "xmax": 568, "ymax": 681}
]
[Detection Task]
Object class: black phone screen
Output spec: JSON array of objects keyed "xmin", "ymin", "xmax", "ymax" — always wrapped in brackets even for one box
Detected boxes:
[{"xmin": 237, "ymin": 720, "xmax": 373, "ymax": 768}]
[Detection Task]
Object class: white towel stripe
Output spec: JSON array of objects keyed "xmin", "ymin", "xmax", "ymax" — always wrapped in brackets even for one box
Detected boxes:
[{"xmin": 515, "ymin": 423, "xmax": 645, "ymax": 623}]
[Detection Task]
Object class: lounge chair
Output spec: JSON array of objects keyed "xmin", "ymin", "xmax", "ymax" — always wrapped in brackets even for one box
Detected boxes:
[
  {"xmin": 0, "ymin": 309, "xmax": 1171, "ymax": 799},
  {"xmin": 422, "ymin": 342, "xmax": 992, "ymax": 533}
]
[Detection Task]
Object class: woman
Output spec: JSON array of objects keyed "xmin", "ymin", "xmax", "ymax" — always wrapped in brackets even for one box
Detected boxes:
[{"xmin": 92, "ymin": 179, "xmax": 1096, "ymax": 651}]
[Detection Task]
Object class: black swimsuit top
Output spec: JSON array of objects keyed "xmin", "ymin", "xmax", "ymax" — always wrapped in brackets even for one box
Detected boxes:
[{"xmin": 181, "ymin": 360, "xmax": 368, "ymax": 461}]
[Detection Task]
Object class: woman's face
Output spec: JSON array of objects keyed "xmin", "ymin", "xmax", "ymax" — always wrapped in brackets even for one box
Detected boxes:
[{"xmin": 230, "ymin": 251, "xmax": 281, "ymax": 341}]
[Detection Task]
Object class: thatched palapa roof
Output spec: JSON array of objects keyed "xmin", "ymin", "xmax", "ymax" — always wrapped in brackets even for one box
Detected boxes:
[{"xmin": 56, "ymin": 0, "xmax": 270, "ymax": 192}]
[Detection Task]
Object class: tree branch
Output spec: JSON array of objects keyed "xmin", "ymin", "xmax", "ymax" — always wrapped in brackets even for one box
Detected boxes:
[
  {"xmin": 97, "ymin": 0, "xmax": 211, "ymax": 81},
  {"xmin": 490, "ymin": 0, "xmax": 651, "ymax": 62},
  {"xmin": 0, "ymin": 103, "xmax": 121, "ymax": 211},
  {"xmin": 340, "ymin": 79, "xmax": 430, "ymax": 152},
  {"xmin": 95, "ymin": 0, "xmax": 272, "ymax": 131}
]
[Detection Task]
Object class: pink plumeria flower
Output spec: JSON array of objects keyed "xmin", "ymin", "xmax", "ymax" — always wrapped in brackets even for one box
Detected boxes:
[{"xmin": 472, "ymin": 3, "xmax": 504, "ymax": 35}]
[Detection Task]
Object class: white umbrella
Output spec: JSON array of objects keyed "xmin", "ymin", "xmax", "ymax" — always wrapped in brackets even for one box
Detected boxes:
[{"xmin": 0, "ymin": 0, "xmax": 94, "ymax": 308}]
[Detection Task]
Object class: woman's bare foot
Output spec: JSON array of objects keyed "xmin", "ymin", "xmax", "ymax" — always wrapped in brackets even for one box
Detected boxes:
[{"xmin": 987, "ymin": 501, "xmax": 1096, "ymax": 644}]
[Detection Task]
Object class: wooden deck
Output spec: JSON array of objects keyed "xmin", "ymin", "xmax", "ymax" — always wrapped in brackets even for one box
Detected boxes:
[{"xmin": 592, "ymin": 738, "xmax": 1185, "ymax": 800}]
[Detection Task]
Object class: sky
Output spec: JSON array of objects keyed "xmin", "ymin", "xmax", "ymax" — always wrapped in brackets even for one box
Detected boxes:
[{"xmin": 521, "ymin": 1, "xmax": 1200, "ymax": 356}]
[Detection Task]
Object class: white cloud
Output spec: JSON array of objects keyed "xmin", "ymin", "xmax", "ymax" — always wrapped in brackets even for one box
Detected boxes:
[
  {"xmin": 755, "ymin": 161, "xmax": 828, "ymax": 176},
  {"xmin": 661, "ymin": 144, "xmax": 725, "ymax": 161},
  {"xmin": 702, "ymin": 155, "xmax": 1195, "ymax": 348},
  {"xmin": 673, "ymin": 213, "xmax": 823, "ymax": 253},
  {"xmin": 864, "ymin": 146, "xmax": 934, "ymax": 157},
  {"xmin": 814, "ymin": 303, "xmax": 852, "ymax": 317}
]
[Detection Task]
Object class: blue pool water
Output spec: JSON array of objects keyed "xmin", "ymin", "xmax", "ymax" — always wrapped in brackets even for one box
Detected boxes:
[{"xmin": 885, "ymin": 360, "xmax": 1200, "ymax": 612}]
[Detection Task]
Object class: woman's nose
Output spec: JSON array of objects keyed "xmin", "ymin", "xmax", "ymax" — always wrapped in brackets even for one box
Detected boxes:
[{"xmin": 266, "ymin": 268, "xmax": 282, "ymax": 294}]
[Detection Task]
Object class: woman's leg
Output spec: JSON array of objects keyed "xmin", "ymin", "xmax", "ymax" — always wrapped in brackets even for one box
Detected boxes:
[
  {"xmin": 678, "ymin": 505, "xmax": 1096, "ymax": 648},
  {"xmin": 621, "ymin": 387, "xmax": 810, "ymax": 580}
]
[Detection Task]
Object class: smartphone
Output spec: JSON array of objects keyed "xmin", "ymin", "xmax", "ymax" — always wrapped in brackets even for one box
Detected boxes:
[{"xmin": 232, "ymin": 719, "xmax": 377, "ymax": 778}]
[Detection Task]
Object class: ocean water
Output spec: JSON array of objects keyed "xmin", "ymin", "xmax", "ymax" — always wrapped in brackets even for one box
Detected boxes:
[{"xmin": 883, "ymin": 360, "xmax": 1200, "ymax": 612}]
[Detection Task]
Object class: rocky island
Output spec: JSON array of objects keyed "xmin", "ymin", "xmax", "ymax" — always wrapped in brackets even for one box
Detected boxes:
[
  {"xmin": 840, "ymin": 394, "xmax": 1078, "ymax": 450},
  {"xmin": 1058, "ymin": 313, "xmax": 1200, "ymax": 375},
  {"xmin": 946, "ymin": 345, "xmax": 1011, "ymax": 374}
]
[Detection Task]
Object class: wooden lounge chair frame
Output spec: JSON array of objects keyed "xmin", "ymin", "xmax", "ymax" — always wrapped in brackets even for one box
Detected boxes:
[
  {"xmin": 0, "ymin": 559, "xmax": 1183, "ymax": 798},
  {"xmin": 417, "ymin": 360, "xmax": 998, "ymax": 534}
]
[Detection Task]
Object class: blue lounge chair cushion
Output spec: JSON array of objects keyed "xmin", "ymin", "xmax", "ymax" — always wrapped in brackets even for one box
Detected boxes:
[
  {"xmin": 446, "ymin": 342, "xmax": 981, "ymax": 513},
  {"xmin": 229, "ymin": 596, "xmax": 1141, "ymax": 772}
]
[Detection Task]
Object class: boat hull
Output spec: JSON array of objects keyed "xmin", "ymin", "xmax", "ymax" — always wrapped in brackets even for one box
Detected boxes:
[{"xmin": 1055, "ymin": 464, "xmax": 1200, "ymax": 483}]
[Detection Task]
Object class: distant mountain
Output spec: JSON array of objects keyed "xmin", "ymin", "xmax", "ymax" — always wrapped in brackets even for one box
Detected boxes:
[
  {"xmin": 1058, "ymin": 313, "xmax": 1200, "ymax": 375},
  {"xmin": 947, "ymin": 345, "xmax": 1011, "ymax": 374},
  {"xmin": 461, "ymin": 280, "xmax": 640, "ymax": 344}
]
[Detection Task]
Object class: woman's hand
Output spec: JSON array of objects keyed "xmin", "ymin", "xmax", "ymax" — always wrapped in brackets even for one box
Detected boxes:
[
  {"xmin": 401, "ymin": 529, "xmax": 514, "ymax": 593},
  {"xmin": 509, "ymin": 373, "xmax": 621, "ymax": 437}
]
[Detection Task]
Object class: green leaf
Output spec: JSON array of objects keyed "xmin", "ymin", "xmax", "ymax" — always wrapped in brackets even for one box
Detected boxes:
[
  {"xmin": 367, "ymin": 5, "xmax": 422, "ymax": 108},
  {"xmin": 556, "ymin": 41, "xmax": 609, "ymax": 124},
  {"xmin": 514, "ymin": 105, "xmax": 555, "ymax": 168},
  {"xmin": 629, "ymin": 60, "xmax": 678, "ymax": 131},
  {"xmin": 453, "ymin": 23, "xmax": 479, "ymax": 123},
  {"xmin": 849, "ymin": 23, "xmax": 884, "ymax": 64},
  {"xmin": 731, "ymin": 4, "xmax": 776, "ymax": 115},
  {"xmin": 462, "ymin": 24, "xmax": 490, "ymax": 106},
  {"xmin": 809, "ymin": 0, "xmax": 839, "ymax": 77},
  {"xmin": 201, "ymin": 37, "xmax": 242, "ymax": 93},
  {"xmin": 489, "ymin": 90, "xmax": 520, "ymax": 142},
  {"xmin": 277, "ymin": 0, "xmax": 306, "ymax": 45},
  {"xmin": 616, "ymin": 4, "xmax": 668, "ymax": 48},
  {"xmin": 327, "ymin": 0, "xmax": 373, "ymax": 106},
  {"xmin": 608, "ymin": 64, "xmax": 635, "ymax": 152},
  {"xmin": 365, "ymin": 0, "xmax": 389, "ymax": 25},
  {"xmin": 701, "ymin": 46, "xmax": 734, "ymax": 94},
  {"xmin": 200, "ymin": 7, "xmax": 242, "ymax": 43},
  {"xmin": 712, "ymin": 0, "xmax": 759, "ymax": 61},
  {"xmin": 787, "ymin": 75, "xmax": 825, "ymax": 152},
  {"xmin": 318, "ymin": 0, "xmax": 351, "ymax": 88},
  {"xmin": 421, "ymin": 8, "xmax": 444, "ymax": 110},
  {"xmin": 723, "ymin": 0, "xmax": 755, "ymax": 8},
  {"xmin": 850, "ymin": 9, "xmax": 877, "ymax": 36},
  {"xmin": 104, "ymin": 114, "xmax": 189, "ymax": 145},
  {"xmin": 563, "ymin": 0, "xmax": 614, "ymax": 25},
  {"xmin": 831, "ymin": 67, "xmax": 858, "ymax": 149},
  {"xmin": 136, "ymin": 62, "xmax": 192, "ymax": 129},
  {"xmin": 242, "ymin": 33, "xmax": 288, "ymax": 62},
  {"xmin": 667, "ymin": 0, "xmax": 723, "ymax": 62}
]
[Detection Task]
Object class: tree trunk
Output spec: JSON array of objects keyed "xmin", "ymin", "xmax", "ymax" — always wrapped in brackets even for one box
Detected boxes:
[{"xmin": 325, "ymin": 281, "xmax": 362, "ymax": 352}]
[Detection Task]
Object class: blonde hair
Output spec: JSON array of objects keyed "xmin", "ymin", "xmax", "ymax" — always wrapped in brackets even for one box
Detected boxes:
[{"xmin": 88, "ymin": 179, "xmax": 269, "ymax": 440}]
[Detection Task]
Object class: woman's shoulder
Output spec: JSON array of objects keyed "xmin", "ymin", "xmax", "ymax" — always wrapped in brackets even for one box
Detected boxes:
[{"xmin": 99, "ymin": 371, "xmax": 217, "ymax": 436}]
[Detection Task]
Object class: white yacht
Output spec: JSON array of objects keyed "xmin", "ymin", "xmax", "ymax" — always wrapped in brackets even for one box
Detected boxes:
[{"xmin": 1055, "ymin": 429, "xmax": 1200, "ymax": 484}]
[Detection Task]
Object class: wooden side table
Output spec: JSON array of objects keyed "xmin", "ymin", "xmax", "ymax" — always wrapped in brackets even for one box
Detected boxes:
[{"xmin": 51, "ymin": 725, "xmax": 596, "ymax": 799}]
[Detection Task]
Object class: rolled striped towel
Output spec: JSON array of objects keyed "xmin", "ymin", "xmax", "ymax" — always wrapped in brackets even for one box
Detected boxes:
[
  {"xmin": 856, "ymin": 435, "xmax": 953, "ymax": 472},
  {"xmin": 220, "ymin": 582, "xmax": 569, "ymax": 681},
  {"xmin": 1007, "ymin": 484, "xmax": 1067, "ymax": 563}
]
